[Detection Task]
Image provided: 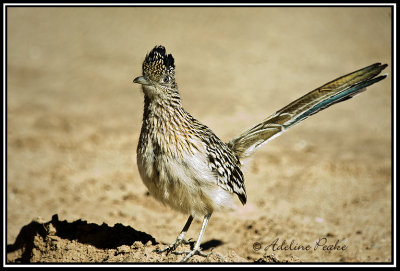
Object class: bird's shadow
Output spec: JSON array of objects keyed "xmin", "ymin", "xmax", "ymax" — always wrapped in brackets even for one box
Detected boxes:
[
  {"xmin": 177, "ymin": 238, "xmax": 224, "ymax": 251},
  {"xmin": 200, "ymin": 239, "xmax": 224, "ymax": 251}
]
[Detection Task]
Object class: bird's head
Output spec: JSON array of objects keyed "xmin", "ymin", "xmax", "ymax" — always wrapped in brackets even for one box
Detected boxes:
[{"xmin": 133, "ymin": 45, "xmax": 179, "ymax": 100}]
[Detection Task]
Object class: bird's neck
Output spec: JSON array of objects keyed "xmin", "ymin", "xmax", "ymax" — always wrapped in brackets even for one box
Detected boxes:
[
  {"xmin": 141, "ymin": 94, "xmax": 194, "ymax": 137},
  {"xmin": 142, "ymin": 95, "xmax": 184, "ymax": 121},
  {"xmin": 140, "ymin": 95, "xmax": 200, "ymax": 157}
]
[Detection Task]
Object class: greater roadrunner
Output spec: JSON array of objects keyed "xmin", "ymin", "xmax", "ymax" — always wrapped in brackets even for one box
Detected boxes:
[{"xmin": 133, "ymin": 45, "xmax": 387, "ymax": 262}]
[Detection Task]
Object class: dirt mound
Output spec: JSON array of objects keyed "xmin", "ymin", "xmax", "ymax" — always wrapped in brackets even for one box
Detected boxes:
[{"xmin": 7, "ymin": 215, "xmax": 286, "ymax": 263}]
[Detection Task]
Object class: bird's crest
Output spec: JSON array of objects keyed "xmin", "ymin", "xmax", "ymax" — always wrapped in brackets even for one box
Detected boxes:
[{"xmin": 143, "ymin": 45, "xmax": 175, "ymax": 84}]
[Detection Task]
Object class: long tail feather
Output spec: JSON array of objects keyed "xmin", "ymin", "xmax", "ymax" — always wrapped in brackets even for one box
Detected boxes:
[{"xmin": 228, "ymin": 63, "xmax": 388, "ymax": 159}]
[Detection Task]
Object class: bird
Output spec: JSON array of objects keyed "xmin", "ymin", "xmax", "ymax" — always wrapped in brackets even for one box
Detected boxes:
[{"xmin": 133, "ymin": 45, "xmax": 387, "ymax": 262}]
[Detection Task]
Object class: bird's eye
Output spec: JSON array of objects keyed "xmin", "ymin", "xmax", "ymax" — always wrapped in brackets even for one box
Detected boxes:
[{"xmin": 162, "ymin": 77, "xmax": 170, "ymax": 84}]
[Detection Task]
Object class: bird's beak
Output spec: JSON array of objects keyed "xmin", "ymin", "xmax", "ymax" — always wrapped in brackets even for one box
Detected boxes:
[{"xmin": 133, "ymin": 76, "xmax": 151, "ymax": 85}]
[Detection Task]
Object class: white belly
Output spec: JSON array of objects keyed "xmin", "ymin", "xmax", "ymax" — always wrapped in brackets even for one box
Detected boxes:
[{"xmin": 137, "ymin": 141, "xmax": 237, "ymax": 218}]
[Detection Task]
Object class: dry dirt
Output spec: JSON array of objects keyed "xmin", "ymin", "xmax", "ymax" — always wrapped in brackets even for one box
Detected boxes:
[{"xmin": 6, "ymin": 7, "xmax": 392, "ymax": 264}]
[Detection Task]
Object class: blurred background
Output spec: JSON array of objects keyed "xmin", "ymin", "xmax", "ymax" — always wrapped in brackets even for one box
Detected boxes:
[{"xmin": 7, "ymin": 6, "xmax": 392, "ymax": 262}]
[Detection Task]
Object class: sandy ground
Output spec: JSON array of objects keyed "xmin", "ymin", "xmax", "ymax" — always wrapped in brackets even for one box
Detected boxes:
[{"xmin": 6, "ymin": 7, "xmax": 392, "ymax": 264}]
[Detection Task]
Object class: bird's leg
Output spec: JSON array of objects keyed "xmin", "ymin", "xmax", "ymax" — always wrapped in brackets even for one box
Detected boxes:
[
  {"xmin": 173, "ymin": 214, "xmax": 213, "ymax": 262},
  {"xmin": 155, "ymin": 215, "xmax": 194, "ymax": 255}
]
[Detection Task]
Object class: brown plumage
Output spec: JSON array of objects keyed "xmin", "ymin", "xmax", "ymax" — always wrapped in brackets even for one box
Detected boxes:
[{"xmin": 133, "ymin": 45, "xmax": 387, "ymax": 262}]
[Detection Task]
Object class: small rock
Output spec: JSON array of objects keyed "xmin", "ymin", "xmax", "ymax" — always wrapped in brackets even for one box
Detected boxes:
[
  {"xmin": 145, "ymin": 240, "xmax": 153, "ymax": 246},
  {"xmin": 47, "ymin": 223, "xmax": 57, "ymax": 235},
  {"xmin": 132, "ymin": 241, "xmax": 144, "ymax": 249},
  {"xmin": 117, "ymin": 245, "xmax": 131, "ymax": 254}
]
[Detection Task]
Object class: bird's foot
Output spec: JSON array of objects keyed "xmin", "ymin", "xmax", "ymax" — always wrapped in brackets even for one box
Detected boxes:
[
  {"xmin": 154, "ymin": 238, "xmax": 192, "ymax": 255},
  {"xmin": 173, "ymin": 247, "xmax": 213, "ymax": 262}
]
